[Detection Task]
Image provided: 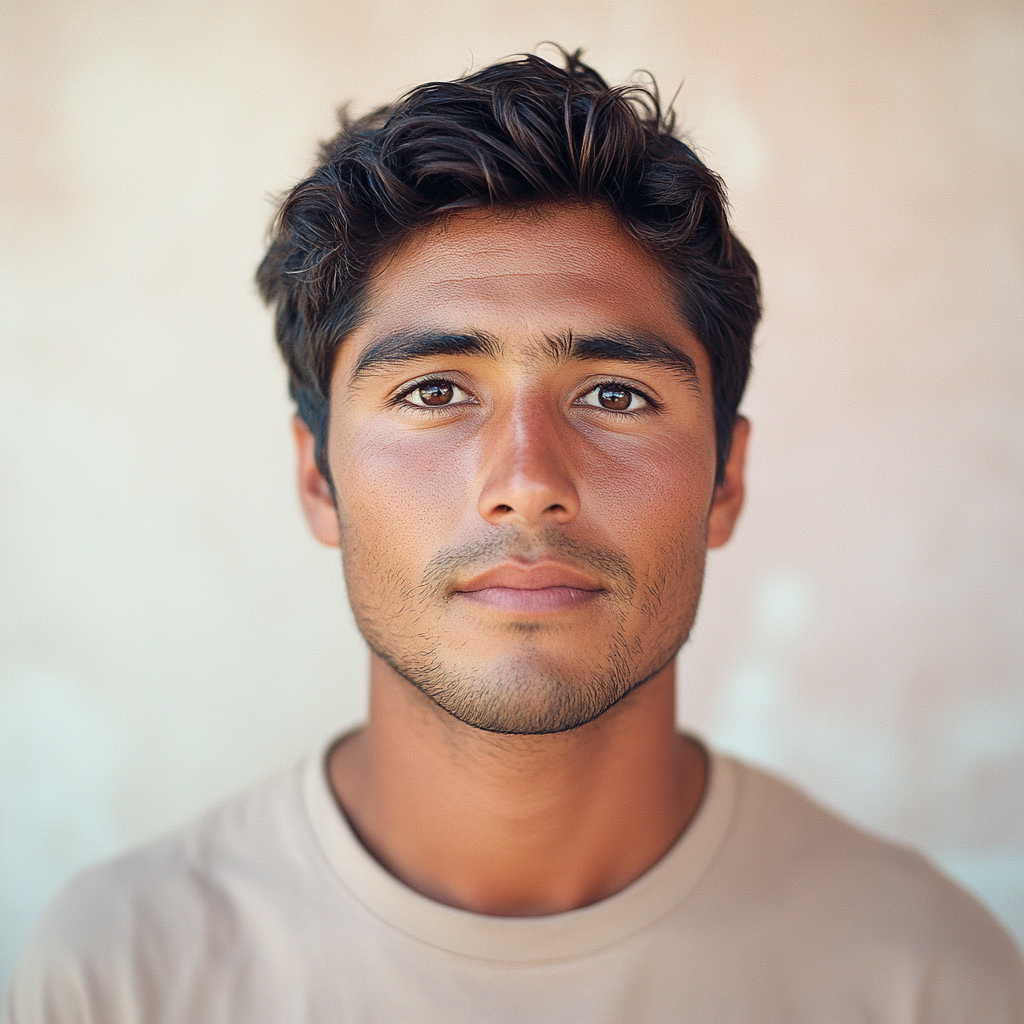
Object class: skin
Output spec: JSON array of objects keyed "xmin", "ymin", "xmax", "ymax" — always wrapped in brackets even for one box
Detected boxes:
[{"xmin": 296, "ymin": 203, "xmax": 749, "ymax": 916}]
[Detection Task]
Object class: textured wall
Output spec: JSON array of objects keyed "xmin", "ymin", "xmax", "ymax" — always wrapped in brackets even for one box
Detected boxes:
[{"xmin": 2, "ymin": 0, "xmax": 1022, "ymax": 983}]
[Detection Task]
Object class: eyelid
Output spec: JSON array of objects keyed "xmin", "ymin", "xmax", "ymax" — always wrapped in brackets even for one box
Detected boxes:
[
  {"xmin": 393, "ymin": 374, "xmax": 475, "ymax": 408},
  {"xmin": 574, "ymin": 379, "xmax": 661, "ymax": 412}
]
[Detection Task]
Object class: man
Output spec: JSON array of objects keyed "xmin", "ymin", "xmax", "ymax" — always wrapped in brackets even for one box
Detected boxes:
[{"xmin": 7, "ymin": 50, "xmax": 1023, "ymax": 1023}]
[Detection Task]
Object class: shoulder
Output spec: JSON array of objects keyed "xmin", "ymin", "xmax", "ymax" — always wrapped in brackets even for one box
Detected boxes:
[
  {"xmin": 726, "ymin": 757, "xmax": 997, "ymax": 926},
  {"xmin": 713, "ymin": 754, "xmax": 1024, "ymax": 1018},
  {"xmin": 5, "ymin": 758, "xmax": 313, "ymax": 1024}
]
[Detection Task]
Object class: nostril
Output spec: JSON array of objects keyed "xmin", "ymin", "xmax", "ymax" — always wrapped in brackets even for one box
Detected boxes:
[{"xmin": 494, "ymin": 504, "xmax": 513, "ymax": 513}]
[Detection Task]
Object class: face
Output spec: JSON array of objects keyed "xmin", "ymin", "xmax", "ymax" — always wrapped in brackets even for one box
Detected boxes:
[{"xmin": 298, "ymin": 204, "xmax": 748, "ymax": 734}]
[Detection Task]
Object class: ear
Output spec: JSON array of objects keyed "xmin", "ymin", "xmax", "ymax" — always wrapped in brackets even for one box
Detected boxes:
[
  {"xmin": 707, "ymin": 416, "xmax": 749, "ymax": 549},
  {"xmin": 293, "ymin": 415, "xmax": 340, "ymax": 547}
]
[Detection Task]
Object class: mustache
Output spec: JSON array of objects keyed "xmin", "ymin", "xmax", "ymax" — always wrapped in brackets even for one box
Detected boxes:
[{"xmin": 419, "ymin": 528, "xmax": 637, "ymax": 600}]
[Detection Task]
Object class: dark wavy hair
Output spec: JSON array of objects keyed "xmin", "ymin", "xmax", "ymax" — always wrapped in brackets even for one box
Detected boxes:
[{"xmin": 257, "ymin": 49, "xmax": 761, "ymax": 484}]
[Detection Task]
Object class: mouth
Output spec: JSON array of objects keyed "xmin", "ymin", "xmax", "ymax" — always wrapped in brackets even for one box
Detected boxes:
[{"xmin": 452, "ymin": 562, "xmax": 606, "ymax": 614}]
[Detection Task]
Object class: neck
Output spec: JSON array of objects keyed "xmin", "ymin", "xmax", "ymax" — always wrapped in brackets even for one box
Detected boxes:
[{"xmin": 328, "ymin": 655, "xmax": 705, "ymax": 916}]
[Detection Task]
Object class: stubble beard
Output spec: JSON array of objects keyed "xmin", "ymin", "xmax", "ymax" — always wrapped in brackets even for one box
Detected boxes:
[{"xmin": 341, "ymin": 525, "xmax": 704, "ymax": 736}]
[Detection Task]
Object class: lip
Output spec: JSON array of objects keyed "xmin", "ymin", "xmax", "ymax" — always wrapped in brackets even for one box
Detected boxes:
[{"xmin": 453, "ymin": 562, "xmax": 605, "ymax": 614}]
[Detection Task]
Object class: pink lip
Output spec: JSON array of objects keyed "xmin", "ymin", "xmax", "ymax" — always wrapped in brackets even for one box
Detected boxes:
[{"xmin": 454, "ymin": 563, "xmax": 605, "ymax": 614}]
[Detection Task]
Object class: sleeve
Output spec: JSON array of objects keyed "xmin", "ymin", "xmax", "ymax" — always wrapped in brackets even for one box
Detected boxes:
[
  {"xmin": 2, "ymin": 863, "xmax": 149, "ymax": 1024},
  {"xmin": 5, "ymin": 940, "xmax": 95, "ymax": 1024},
  {"xmin": 914, "ymin": 892, "xmax": 1024, "ymax": 1024}
]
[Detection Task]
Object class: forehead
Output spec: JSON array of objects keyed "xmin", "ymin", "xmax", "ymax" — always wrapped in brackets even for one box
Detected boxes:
[{"xmin": 349, "ymin": 204, "xmax": 700, "ymax": 359}]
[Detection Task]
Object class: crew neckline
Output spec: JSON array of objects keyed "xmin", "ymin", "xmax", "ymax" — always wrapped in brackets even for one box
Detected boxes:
[{"xmin": 302, "ymin": 736, "xmax": 739, "ymax": 963}]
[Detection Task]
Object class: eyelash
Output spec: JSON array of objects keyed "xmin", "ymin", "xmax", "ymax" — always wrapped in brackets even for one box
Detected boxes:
[
  {"xmin": 392, "ymin": 376, "xmax": 661, "ymax": 414},
  {"xmin": 575, "ymin": 380, "xmax": 660, "ymax": 413},
  {"xmin": 393, "ymin": 376, "xmax": 474, "ymax": 412}
]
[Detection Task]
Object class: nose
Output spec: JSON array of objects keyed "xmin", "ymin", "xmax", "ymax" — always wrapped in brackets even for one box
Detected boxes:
[{"xmin": 477, "ymin": 400, "xmax": 581, "ymax": 527}]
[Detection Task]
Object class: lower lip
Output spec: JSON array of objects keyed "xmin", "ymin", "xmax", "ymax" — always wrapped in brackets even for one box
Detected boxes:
[{"xmin": 456, "ymin": 586, "xmax": 603, "ymax": 613}]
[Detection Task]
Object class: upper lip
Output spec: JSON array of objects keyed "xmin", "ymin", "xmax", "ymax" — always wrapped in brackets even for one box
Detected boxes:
[{"xmin": 454, "ymin": 562, "xmax": 605, "ymax": 593}]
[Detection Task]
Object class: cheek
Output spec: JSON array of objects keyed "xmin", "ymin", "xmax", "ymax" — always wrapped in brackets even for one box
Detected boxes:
[
  {"xmin": 331, "ymin": 422, "xmax": 478, "ymax": 552},
  {"xmin": 578, "ymin": 428, "xmax": 716, "ymax": 545}
]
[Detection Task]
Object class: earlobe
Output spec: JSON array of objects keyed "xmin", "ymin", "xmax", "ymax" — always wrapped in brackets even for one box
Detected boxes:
[
  {"xmin": 706, "ymin": 416, "xmax": 749, "ymax": 550},
  {"xmin": 293, "ymin": 416, "xmax": 341, "ymax": 548}
]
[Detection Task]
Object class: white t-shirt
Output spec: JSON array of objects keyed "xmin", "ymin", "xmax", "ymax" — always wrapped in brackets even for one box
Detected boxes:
[{"xmin": 6, "ymin": 741, "xmax": 1023, "ymax": 1023}]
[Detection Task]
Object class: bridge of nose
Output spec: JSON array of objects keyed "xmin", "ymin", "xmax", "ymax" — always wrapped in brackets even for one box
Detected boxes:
[{"xmin": 475, "ymin": 381, "xmax": 581, "ymax": 527}]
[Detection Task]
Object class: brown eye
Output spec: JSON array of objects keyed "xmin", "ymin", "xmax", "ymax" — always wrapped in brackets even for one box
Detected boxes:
[
  {"xmin": 403, "ymin": 380, "xmax": 471, "ymax": 409},
  {"xmin": 597, "ymin": 384, "xmax": 631, "ymax": 410},
  {"xmin": 418, "ymin": 382, "xmax": 454, "ymax": 406},
  {"xmin": 577, "ymin": 382, "xmax": 649, "ymax": 413}
]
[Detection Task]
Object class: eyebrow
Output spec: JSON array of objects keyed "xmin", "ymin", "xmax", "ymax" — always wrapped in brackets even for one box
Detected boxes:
[
  {"xmin": 346, "ymin": 327, "xmax": 701, "ymax": 390},
  {"xmin": 348, "ymin": 330, "xmax": 501, "ymax": 386},
  {"xmin": 545, "ymin": 331, "xmax": 701, "ymax": 390}
]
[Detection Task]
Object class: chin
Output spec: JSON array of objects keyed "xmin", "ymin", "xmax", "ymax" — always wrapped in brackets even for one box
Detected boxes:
[{"xmin": 395, "ymin": 647, "xmax": 643, "ymax": 735}]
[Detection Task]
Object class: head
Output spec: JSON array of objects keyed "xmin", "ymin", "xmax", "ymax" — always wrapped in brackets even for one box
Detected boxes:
[{"xmin": 258, "ymin": 50, "xmax": 760, "ymax": 735}]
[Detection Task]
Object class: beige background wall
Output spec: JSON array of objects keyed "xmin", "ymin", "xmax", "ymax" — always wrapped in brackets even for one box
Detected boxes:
[{"xmin": 2, "ymin": 0, "xmax": 1022, "ymax": 982}]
